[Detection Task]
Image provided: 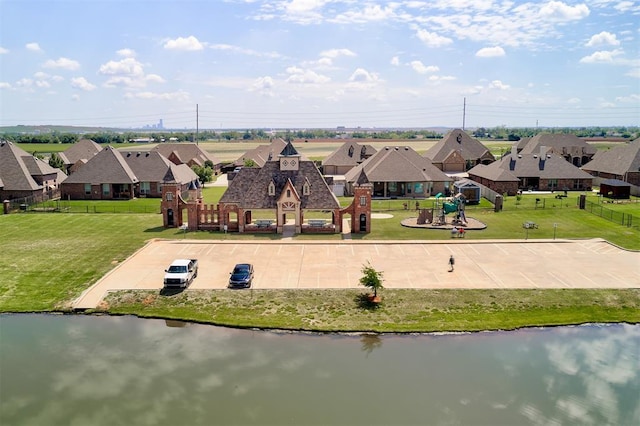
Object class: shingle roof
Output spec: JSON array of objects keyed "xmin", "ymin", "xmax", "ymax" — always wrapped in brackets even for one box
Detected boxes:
[
  {"xmin": 344, "ymin": 146, "xmax": 451, "ymax": 183},
  {"xmin": 0, "ymin": 141, "xmax": 63, "ymax": 191},
  {"xmin": 581, "ymin": 138, "xmax": 640, "ymax": 175},
  {"xmin": 122, "ymin": 150, "xmax": 196, "ymax": 184},
  {"xmin": 220, "ymin": 157, "xmax": 339, "ymax": 210},
  {"xmin": 470, "ymin": 152, "xmax": 593, "ymax": 180},
  {"xmin": 520, "ymin": 133, "xmax": 596, "ymax": 156},
  {"xmin": 467, "ymin": 164, "xmax": 520, "ymax": 182},
  {"xmin": 62, "ymin": 146, "xmax": 139, "ymax": 184},
  {"xmin": 424, "ymin": 128, "xmax": 494, "ymax": 163},
  {"xmin": 322, "ymin": 141, "xmax": 377, "ymax": 167},
  {"xmin": 233, "ymin": 138, "xmax": 291, "ymax": 167},
  {"xmin": 152, "ymin": 143, "xmax": 221, "ymax": 166},
  {"xmin": 59, "ymin": 139, "xmax": 102, "ymax": 165}
]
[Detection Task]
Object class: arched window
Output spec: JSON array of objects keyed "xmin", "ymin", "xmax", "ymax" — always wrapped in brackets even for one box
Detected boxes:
[{"xmin": 268, "ymin": 181, "xmax": 275, "ymax": 196}]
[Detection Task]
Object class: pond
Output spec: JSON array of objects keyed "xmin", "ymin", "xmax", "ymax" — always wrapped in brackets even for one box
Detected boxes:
[{"xmin": 0, "ymin": 315, "xmax": 638, "ymax": 425}]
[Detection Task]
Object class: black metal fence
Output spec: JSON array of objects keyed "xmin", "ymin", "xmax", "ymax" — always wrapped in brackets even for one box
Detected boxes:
[{"xmin": 583, "ymin": 200, "xmax": 638, "ymax": 229}]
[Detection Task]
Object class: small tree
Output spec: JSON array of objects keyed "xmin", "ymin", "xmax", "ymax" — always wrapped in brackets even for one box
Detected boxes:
[{"xmin": 359, "ymin": 262, "xmax": 384, "ymax": 298}]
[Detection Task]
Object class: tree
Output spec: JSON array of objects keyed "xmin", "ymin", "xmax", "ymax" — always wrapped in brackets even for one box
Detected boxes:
[
  {"xmin": 48, "ymin": 152, "xmax": 65, "ymax": 171},
  {"xmin": 359, "ymin": 262, "xmax": 384, "ymax": 298},
  {"xmin": 244, "ymin": 159, "xmax": 257, "ymax": 167},
  {"xmin": 191, "ymin": 165, "xmax": 213, "ymax": 183}
]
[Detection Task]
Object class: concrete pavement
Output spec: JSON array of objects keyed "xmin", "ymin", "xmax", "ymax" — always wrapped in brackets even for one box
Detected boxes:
[{"xmin": 72, "ymin": 238, "xmax": 640, "ymax": 309}]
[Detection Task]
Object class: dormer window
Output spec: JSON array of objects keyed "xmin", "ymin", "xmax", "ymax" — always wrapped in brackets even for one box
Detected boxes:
[
  {"xmin": 268, "ymin": 181, "xmax": 276, "ymax": 196},
  {"xmin": 360, "ymin": 146, "xmax": 366, "ymax": 159},
  {"xmin": 303, "ymin": 181, "xmax": 310, "ymax": 196},
  {"xmin": 348, "ymin": 145, "xmax": 354, "ymax": 157}
]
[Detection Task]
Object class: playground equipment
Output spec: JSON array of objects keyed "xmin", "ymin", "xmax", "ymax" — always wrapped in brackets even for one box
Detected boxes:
[{"xmin": 432, "ymin": 192, "xmax": 467, "ymax": 226}]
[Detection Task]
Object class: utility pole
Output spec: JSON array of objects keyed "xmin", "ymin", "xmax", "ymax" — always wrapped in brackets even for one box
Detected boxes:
[
  {"xmin": 462, "ymin": 97, "xmax": 466, "ymax": 130},
  {"xmin": 196, "ymin": 104, "xmax": 199, "ymax": 145}
]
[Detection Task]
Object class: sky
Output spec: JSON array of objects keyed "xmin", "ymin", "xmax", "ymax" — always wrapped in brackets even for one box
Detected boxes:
[{"xmin": 0, "ymin": 0, "xmax": 639, "ymax": 130}]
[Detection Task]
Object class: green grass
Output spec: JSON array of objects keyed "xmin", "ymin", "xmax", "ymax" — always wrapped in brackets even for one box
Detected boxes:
[{"xmin": 103, "ymin": 288, "xmax": 640, "ymax": 333}]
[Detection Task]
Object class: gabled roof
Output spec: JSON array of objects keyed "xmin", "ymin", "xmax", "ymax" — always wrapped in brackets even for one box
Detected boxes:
[
  {"xmin": 581, "ymin": 138, "xmax": 640, "ymax": 175},
  {"xmin": 520, "ymin": 133, "xmax": 596, "ymax": 155},
  {"xmin": 220, "ymin": 157, "xmax": 339, "ymax": 210},
  {"xmin": 62, "ymin": 146, "xmax": 138, "ymax": 184},
  {"xmin": 345, "ymin": 146, "xmax": 451, "ymax": 183},
  {"xmin": 322, "ymin": 141, "xmax": 377, "ymax": 167},
  {"xmin": 233, "ymin": 138, "xmax": 290, "ymax": 167},
  {"xmin": 152, "ymin": 143, "xmax": 221, "ymax": 167},
  {"xmin": 59, "ymin": 139, "xmax": 102, "ymax": 165},
  {"xmin": 122, "ymin": 151, "xmax": 198, "ymax": 184},
  {"xmin": 467, "ymin": 164, "xmax": 519, "ymax": 182},
  {"xmin": 424, "ymin": 129, "xmax": 494, "ymax": 163},
  {"xmin": 470, "ymin": 152, "xmax": 593, "ymax": 180},
  {"xmin": 0, "ymin": 141, "xmax": 63, "ymax": 191}
]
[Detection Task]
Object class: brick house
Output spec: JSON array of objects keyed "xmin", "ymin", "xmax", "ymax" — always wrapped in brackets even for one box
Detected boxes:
[
  {"xmin": 468, "ymin": 146, "xmax": 593, "ymax": 195},
  {"xmin": 424, "ymin": 129, "xmax": 495, "ymax": 172},
  {"xmin": 581, "ymin": 138, "xmax": 640, "ymax": 190},
  {"xmin": 519, "ymin": 133, "xmax": 596, "ymax": 167},
  {"xmin": 344, "ymin": 146, "xmax": 451, "ymax": 198},
  {"xmin": 122, "ymin": 150, "xmax": 198, "ymax": 198},
  {"xmin": 0, "ymin": 141, "xmax": 66, "ymax": 202},
  {"xmin": 321, "ymin": 141, "xmax": 377, "ymax": 175},
  {"xmin": 152, "ymin": 143, "xmax": 222, "ymax": 175},
  {"xmin": 59, "ymin": 138, "xmax": 102, "ymax": 175}
]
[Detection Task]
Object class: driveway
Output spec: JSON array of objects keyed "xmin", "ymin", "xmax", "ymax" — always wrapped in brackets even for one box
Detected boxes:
[{"xmin": 72, "ymin": 238, "xmax": 640, "ymax": 309}]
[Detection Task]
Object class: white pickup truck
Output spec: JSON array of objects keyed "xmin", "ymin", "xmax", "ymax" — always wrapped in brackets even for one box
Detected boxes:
[{"xmin": 163, "ymin": 259, "xmax": 198, "ymax": 289}]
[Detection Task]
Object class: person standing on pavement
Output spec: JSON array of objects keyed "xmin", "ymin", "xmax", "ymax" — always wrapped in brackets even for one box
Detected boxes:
[{"xmin": 448, "ymin": 255, "xmax": 455, "ymax": 272}]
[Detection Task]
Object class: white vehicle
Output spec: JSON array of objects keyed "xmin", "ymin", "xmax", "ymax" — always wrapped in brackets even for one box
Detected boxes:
[{"xmin": 163, "ymin": 259, "xmax": 198, "ymax": 289}]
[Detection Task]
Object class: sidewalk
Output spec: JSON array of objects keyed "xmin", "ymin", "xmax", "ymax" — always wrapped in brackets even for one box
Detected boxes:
[{"xmin": 72, "ymin": 238, "xmax": 640, "ymax": 309}]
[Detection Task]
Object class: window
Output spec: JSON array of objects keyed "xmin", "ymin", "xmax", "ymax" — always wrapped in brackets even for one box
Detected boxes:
[
  {"xmin": 102, "ymin": 183, "xmax": 110, "ymax": 196},
  {"xmin": 359, "ymin": 196, "xmax": 367, "ymax": 206},
  {"xmin": 303, "ymin": 182, "xmax": 310, "ymax": 195},
  {"xmin": 166, "ymin": 192, "xmax": 173, "ymax": 201},
  {"xmin": 414, "ymin": 183, "xmax": 424, "ymax": 193},
  {"xmin": 268, "ymin": 181, "xmax": 275, "ymax": 196},
  {"xmin": 548, "ymin": 179, "xmax": 557, "ymax": 190},
  {"xmin": 84, "ymin": 183, "xmax": 91, "ymax": 195},
  {"xmin": 140, "ymin": 182, "xmax": 150, "ymax": 194},
  {"xmin": 389, "ymin": 182, "xmax": 397, "ymax": 192},
  {"xmin": 287, "ymin": 189, "xmax": 291, "ymax": 197}
]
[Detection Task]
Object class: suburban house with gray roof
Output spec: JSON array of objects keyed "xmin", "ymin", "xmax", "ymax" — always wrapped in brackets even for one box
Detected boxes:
[
  {"xmin": 519, "ymin": 133, "xmax": 596, "ymax": 167},
  {"xmin": 59, "ymin": 138, "xmax": 102, "ymax": 174},
  {"xmin": 152, "ymin": 143, "xmax": 222, "ymax": 175},
  {"xmin": 0, "ymin": 141, "xmax": 66, "ymax": 203},
  {"xmin": 218, "ymin": 140, "xmax": 342, "ymax": 234},
  {"xmin": 468, "ymin": 146, "xmax": 593, "ymax": 195},
  {"xmin": 228, "ymin": 138, "xmax": 288, "ymax": 171},
  {"xmin": 424, "ymin": 128, "xmax": 495, "ymax": 173},
  {"xmin": 344, "ymin": 146, "xmax": 451, "ymax": 198},
  {"xmin": 321, "ymin": 141, "xmax": 376, "ymax": 175},
  {"xmin": 61, "ymin": 146, "xmax": 198, "ymax": 200},
  {"xmin": 581, "ymin": 138, "xmax": 640, "ymax": 192}
]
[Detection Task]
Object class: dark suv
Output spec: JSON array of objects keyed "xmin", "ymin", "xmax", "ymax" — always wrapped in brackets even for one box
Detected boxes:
[{"xmin": 228, "ymin": 263, "xmax": 254, "ymax": 288}]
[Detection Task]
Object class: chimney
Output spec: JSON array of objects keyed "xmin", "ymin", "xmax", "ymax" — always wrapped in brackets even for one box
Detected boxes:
[
  {"xmin": 540, "ymin": 145, "xmax": 546, "ymax": 157},
  {"xmin": 511, "ymin": 144, "xmax": 517, "ymax": 157}
]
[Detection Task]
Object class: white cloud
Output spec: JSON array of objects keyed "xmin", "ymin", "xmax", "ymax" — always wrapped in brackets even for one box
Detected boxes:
[
  {"xmin": 71, "ymin": 94, "xmax": 80, "ymax": 101},
  {"xmin": 250, "ymin": 76, "xmax": 275, "ymax": 97},
  {"xmin": 0, "ymin": 82, "xmax": 12, "ymax": 89},
  {"xmin": 538, "ymin": 1, "xmax": 590, "ymax": 21},
  {"xmin": 117, "ymin": 48, "xmax": 136, "ymax": 57},
  {"xmin": 285, "ymin": 66, "xmax": 330, "ymax": 84},
  {"xmin": 163, "ymin": 36, "xmax": 204, "ymax": 51},
  {"xmin": 476, "ymin": 46, "xmax": 506, "ymax": 57},
  {"xmin": 410, "ymin": 60, "xmax": 439, "ymax": 74},
  {"xmin": 99, "ymin": 58, "xmax": 152, "ymax": 88},
  {"xmin": 579, "ymin": 49, "xmax": 623, "ymax": 63},
  {"xmin": 146, "ymin": 74, "xmax": 166, "ymax": 84},
  {"xmin": 0, "ymin": 47, "xmax": 9, "ymax": 54},
  {"xmin": 349, "ymin": 68, "xmax": 378, "ymax": 83},
  {"xmin": 210, "ymin": 43, "xmax": 282, "ymax": 59},
  {"xmin": 35, "ymin": 80, "xmax": 50, "ymax": 88},
  {"xmin": 586, "ymin": 31, "xmax": 620, "ymax": 47},
  {"xmin": 331, "ymin": 4, "xmax": 398, "ymax": 24},
  {"xmin": 488, "ymin": 80, "xmax": 510, "ymax": 90},
  {"xmin": 43, "ymin": 57, "xmax": 80, "ymax": 70},
  {"xmin": 625, "ymin": 68, "xmax": 640, "ymax": 78},
  {"xmin": 124, "ymin": 90, "xmax": 190, "ymax": 101},
  {"xmin": 415, "ymin": 28, "xmax": 453, "ymax": 48},
  {"xmin": 615, "ymin": 94, "xmax": 640, "ymax": 103},
  {"xmin": 390, "ymin": 56, "xmax": 400, "ymax": 66},
  {"xmin": 71, "ymin": 77, "xmax": 97, "ymax": 91},
  {"xmin": 319, "ymin": 48, "xmax": 356, "ymax": 59},
  {"xmin": 26, "ymin": 42, "xmax": 42, "ymax": 52}
]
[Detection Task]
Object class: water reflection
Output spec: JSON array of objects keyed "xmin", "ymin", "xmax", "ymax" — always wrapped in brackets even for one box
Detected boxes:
[{"xmin": 0, "ymin": 315, "xmax": 638, "ymax": 426}]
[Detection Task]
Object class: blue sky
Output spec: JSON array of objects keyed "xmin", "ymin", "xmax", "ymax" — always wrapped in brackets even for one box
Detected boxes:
[{"xmin": 1, "ymin": 0, "xmax": 638, "ymax": 129}]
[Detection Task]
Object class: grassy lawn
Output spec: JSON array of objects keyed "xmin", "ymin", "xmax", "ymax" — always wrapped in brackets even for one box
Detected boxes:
[{"xmin": 2, "ymin": 189, "xmax": 639, "ymax": 332}]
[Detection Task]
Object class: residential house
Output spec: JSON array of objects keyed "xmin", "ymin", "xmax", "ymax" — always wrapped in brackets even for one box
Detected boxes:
[
  {"xmin": 519, "ymin": 133, "xmax": 596, "ymax": 167},
  {"xmin": 59, "ymin": 138, "xmax": 102, "ymax": 174},
  {"xmin": 0, "ymin": 141, "xmax": 66, "ymax": 202},
  {"xmin": 229, "ymin": 138, "xmax": 289, "ymax": 170},
  {"xmin": 581, "ymin": 138, "xmax": 640, "ymax": 189},
  {"xmin": 122, "ymin": 151, "xmax": 198, "ymax": 198},
  {"xmin": 344, "ymin": 146, "xmax": 451, "ymax": 198},
  {"xmin": 468, "ymin": 146, "xmax": 593, "ymax": 195},
  {"xmin": 152, "ymin": 143, "xmax": 222, "ymax": 175},
  {"xmin": 424, "ymin": 128, "xmax": 495, "ymax": 172},
  {"xmin": 219, "ymin": 140, "xmax": 342, "ymax": 234},
  {"xmin": 321, "ymin": 141, "xmax": 376, "ymax": 175}
]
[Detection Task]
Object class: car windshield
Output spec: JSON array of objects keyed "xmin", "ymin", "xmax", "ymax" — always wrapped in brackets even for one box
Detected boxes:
[
  {"xmin": 233, "ymin": 265, "xmax": 250, "ymax": 274},
  {"xmin": 167, "ymin": 265, "xmax": 187, "ymax": 273}
]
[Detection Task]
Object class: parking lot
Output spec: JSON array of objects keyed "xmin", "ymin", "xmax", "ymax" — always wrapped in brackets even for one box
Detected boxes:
[{"xmin": 72, "ymin": 238, "xmax": 640, "ymax": 309}]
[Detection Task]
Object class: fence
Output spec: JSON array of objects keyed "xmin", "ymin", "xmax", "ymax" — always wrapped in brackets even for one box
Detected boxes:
[
  {"xmin": 14, "ymin": 199, "xmax": 161, "ymax": 214},
  {"xmin": 583, "ymin": 200, "xmax": 638, "ymax": 229}
]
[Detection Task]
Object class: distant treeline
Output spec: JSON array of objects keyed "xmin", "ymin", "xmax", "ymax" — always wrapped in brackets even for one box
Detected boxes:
[{"xmin": 1, "ymin": 126, "xmax": 637, "ymax": 144}]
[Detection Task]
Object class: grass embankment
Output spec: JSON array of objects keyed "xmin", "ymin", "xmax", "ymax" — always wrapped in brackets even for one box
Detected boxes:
[
  {"xmin": 104, "ymin": 288, "xmax": 640, "ymax": 333},
  {"xmin": 1, "ymin": 192, "xmax": 639, "ymax": 332}
]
